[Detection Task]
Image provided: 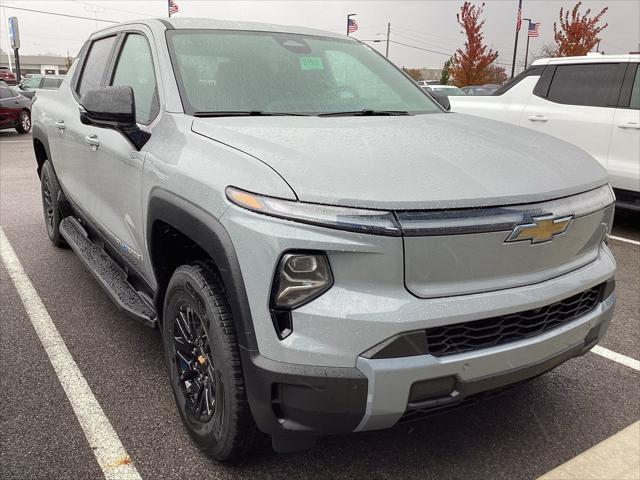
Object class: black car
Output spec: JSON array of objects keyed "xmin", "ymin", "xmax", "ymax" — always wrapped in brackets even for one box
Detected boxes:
[{"xmin": 0, "ymin": 86, "xmax": 32, "ymax": 133}]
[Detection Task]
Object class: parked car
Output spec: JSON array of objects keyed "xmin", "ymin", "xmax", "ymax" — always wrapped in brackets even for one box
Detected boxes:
[
  {"xmin": 461, "ymin": 85, "xmax": 499, "ymax": 96},
  {"xmin": 423, "ymin": 84, "xmax": 466, "ymax": 96},
  {"xmin": 0, "ymin": 85, "xmax": 31, "ymax": 133},
  {"xmin": 18, "ymin": 75, "xmax": 65, "ymax": 99},
  {"xmin": 417, "ymin": 80, "xmax": 441, "ymax": 86},
  {"xmin": 450, "ymin": 54, "xmax": 640, "ymax": 210},
  {"xmin": 0, "ymin": 66, "xmax": 17, "ymax": 85},
  {"xmin": 32, "ymin": 18, "xmax": 616, "ymax": 461}
]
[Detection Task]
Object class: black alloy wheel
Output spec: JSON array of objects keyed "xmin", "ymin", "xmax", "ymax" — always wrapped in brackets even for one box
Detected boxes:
[
  {"xmin": 163, "ymin": 262, "xmax": 258, "ymax": 461},
  {"xmin": 173, "ymin": 302, "xmax": 223, "ymax": 424}
]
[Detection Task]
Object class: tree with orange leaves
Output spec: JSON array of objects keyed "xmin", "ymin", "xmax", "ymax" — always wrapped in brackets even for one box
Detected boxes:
[
  {"xmin": 553, "ymin": 2, "xmax": 608, "ymax": 56},
  {"xmin": 450, "ymin": 2, "xmax": 499, "ymax": 87}
]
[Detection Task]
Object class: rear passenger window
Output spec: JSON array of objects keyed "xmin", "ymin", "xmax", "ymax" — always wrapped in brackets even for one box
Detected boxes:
[
  {"xmin": 77, "ymin": 35, "xmax": 117, "ymax": 98},
  {"xmin": 42, "ymin": 78, "xmax": 62, "ymax": 89},
  {"xmin": 110, "ymin": 34, "xmax": 159, "ymax": 124},
  {"xmin": 546, "ymin": 63, "xmax": 624, "ymax": 107},
  {"xmin": 629, "ymin": 68, "xmax": 640, "ymax": 110}
]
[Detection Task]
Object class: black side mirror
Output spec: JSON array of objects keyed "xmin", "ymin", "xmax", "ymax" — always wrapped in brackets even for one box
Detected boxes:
[
  {"xmin": 80, "ymin": 86, "xmax": 150, "ymax": 150},
  {"xmin": 433, "ymin": 92, "xmax": 451, "ymax": 111}
]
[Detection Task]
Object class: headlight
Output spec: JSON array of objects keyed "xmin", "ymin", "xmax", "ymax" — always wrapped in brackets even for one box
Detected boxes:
[
  {"xmin": 226, "ymin": 186, "xmax": 401, "ymax": 236},
  {"xmin": 271, "ymin": 252, "xmax": 333, "ymax": 310}
]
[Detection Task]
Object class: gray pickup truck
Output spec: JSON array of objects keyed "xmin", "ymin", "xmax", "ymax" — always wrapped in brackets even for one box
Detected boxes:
[{"xmin": 32, "ymin": 18, "xmax": 616, "ymax": 461}]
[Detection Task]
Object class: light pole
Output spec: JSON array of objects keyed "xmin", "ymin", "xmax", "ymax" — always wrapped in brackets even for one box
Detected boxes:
[
  {"xmin": 523, "ymin": 18, "xmax": 532, "ymax": 69},
  {"xmin": 346, "ymin": 13, "xmax": 356, "ymax": 36}
]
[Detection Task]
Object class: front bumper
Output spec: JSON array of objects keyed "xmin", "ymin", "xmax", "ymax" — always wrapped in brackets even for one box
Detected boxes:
[{"xmin": 244, "ymin": 289, "xmax": 615, "ymax": 436}]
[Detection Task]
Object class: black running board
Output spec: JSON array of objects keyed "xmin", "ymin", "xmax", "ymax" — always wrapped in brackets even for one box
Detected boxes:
[{"xmin": 59, "ymin": 217, "xmax": 157, "ymax": 327}]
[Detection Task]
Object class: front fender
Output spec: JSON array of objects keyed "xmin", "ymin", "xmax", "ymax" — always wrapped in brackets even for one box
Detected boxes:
[{"xmin": 146, "ymin": 189, "xmax": 258, "ymax": 351}]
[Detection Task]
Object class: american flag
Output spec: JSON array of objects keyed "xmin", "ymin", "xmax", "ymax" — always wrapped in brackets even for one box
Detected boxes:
[
  {"xmin": 168, "ymin": 0, "xmax": 179, "ymax": 16},
  {"xmin": 528, "ymin": 22, "xmax": 540, "ymax": 37},
  {"xmin": 347, "ymin": 17, "xmax": 358, "ymax": 33},
  {"xmin": 516, "ymin": 0, "xmax": 522, "ymax": 32}
]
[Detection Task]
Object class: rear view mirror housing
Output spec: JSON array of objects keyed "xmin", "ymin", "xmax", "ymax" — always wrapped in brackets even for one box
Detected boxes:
[
  {"xmin": 433, "ymin": 92, "xmax": 451, "ymax": 111},
  {"xmin": 79, "ymin": 86, "xmax": 150, "ymax": 150}
]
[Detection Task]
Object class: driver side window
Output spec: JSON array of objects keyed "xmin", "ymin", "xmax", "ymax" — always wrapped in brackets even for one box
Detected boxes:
[{"xmin": 111, "ymin": 33, "xmax": 160, "ymax": 125}]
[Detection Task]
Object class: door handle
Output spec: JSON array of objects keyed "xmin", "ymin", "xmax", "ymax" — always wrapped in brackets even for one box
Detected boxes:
[
  {"xmin": 528, "ymin": 115, "xmax": 548, "ymax": 122},
  {"xmin": 54, "ymin": 120, "xmax": 65, "ymax": 132},
  {"xmin": 617, "ymin": 122, "xmax": 640, "ymax": 130},
  {"xmin": 85, "ymin": 134, "xmax": 100, "ymax": 150}
]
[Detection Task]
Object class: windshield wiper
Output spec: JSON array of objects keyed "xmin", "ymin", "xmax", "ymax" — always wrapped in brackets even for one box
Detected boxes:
[
  {"xmin": 318, "ymin": 109, "xmax": 411, "ymax": 117},
  {"xmin": 193, "ymin": 111, "xmax": 309, "ymax": 117}
]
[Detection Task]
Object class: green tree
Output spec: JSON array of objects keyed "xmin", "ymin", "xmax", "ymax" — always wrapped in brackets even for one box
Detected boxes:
[{"xmin": 440, "ymin": 57, "xmax": 453, "ymax": 85}]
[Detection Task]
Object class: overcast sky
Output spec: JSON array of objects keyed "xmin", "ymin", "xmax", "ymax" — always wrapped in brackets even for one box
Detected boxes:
[{"xmin": 1, "ymin": 0, "xmax": 638, "ymax": 70}]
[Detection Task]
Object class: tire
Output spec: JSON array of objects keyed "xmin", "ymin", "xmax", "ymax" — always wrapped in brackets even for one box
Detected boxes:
[
  {"xmin": 15, "ymin": 110, "xmax": 31, "ymax": 134},
  {"xmin": 40, "ymin": 161, "xmax": 67, "ymax": 247},
  {"xmin": 162, "ymin": 261, "xmax": 258, "ymax": 461}
]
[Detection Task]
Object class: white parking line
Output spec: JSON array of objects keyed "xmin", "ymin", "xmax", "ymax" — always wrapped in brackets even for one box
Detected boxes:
[
  {"xmin": 0, "ymin": 228, "xmax": 142, "ymax": 480},
  {"xmin": 609, "ymin": 235, "xmax": 640, "ymax": 246},
  {"xmin": 0, "ymin": 140, "xmax": 32, "ymax": 144},
  {"xmin": 591, "ymin": 345, "xmax": 640, "ymax": 371},
  {"xmin": 538, "ymin": 421, "xmax": 640, "ymax": 480}
]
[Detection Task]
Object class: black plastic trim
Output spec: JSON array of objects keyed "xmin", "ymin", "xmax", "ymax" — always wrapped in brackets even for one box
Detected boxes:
[
  {"xmin": 396, "ymin": 186, "xmax": 614, "ymax": 237},
  {"xmin": 618, "ymin": 63, "xmax": 639, "ymax": 108},
  {"xmin": 240, "ymin": 348, "xmax": 368, "ymax": 435},
  {"xmin": 146, "ymin": 189, "xmax": 258, "ymax": 351}
]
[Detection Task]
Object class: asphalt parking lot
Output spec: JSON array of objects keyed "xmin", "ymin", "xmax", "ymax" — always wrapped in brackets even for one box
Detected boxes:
[{"xmin": 1, "ymin": 130, "xmax": 638, "ymax": 480}]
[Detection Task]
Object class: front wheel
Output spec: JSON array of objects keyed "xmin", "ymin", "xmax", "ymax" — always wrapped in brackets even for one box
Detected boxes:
[
  {"xmin": 40, "ymin": 161, "xmax": 67, "ymax": 247},
  {"xmin": 15, "ymin": 110, "xmax": 31, "ymax": 133},
  {"xmin": 162, "ymin": 261, "xmax": 258, "ymax": 461}
]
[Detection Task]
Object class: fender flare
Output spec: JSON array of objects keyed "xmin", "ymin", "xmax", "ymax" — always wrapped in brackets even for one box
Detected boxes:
[
  {"xmin": 146, "ymin": 189, "xmax": 258, "ymax": 351},
  {"xmin": 31, "ymin": 123, "xmax": 52, "ymax": 177}
]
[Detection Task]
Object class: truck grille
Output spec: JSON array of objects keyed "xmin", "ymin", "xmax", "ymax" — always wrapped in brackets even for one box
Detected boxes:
[{"xmin": 426, "ymin": 284, "xmax": 603, "ymax": 356}]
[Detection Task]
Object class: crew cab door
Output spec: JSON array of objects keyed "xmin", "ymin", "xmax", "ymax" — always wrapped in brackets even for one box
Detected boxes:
[
  {"xmin": 90, "ymin": 31, "xmax": 161, "ymax": 268},
  {"xmin": 53, "ymin": 34, "xmax": 118, "ymax": 216},
  {"xmin": 520, "ymin": 62, "xmax": 626, "ymax": 170},
  {"xmin": 609, "ymin": 63, "xmax": 640, "ymax": 192}
]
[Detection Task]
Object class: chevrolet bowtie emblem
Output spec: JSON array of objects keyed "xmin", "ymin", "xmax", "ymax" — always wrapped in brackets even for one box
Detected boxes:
[{"xmin": 506, "ymin": 215, "xmax": 573, "ymax": 244}]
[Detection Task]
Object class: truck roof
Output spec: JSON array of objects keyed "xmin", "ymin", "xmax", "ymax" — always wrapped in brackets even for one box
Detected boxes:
[
  {"xmin": 532, "ymin": 53, "xmax": 640, "ymax": 66},
  {"xmin": 92, "ymin": 17, "xmax": 345, "ymax": 40}
]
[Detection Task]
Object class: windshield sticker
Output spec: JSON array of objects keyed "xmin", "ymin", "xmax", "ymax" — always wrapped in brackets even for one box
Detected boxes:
[{"xmin": 300, "ymin": 56, "xmax": 324, "ymax": 70}]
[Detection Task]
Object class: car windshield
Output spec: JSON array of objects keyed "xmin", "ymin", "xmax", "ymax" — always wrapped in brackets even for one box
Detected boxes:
[
  {"xmin": 167, "ymin": 30, "xmax": 441, "ymax": 116},
  {"xmin": 432, "ymin": 87, "xmax": 466, "ymax": 96}
]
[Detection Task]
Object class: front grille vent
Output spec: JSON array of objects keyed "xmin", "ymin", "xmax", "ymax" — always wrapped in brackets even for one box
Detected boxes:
[{"xmin": 425, "ymin": 284, "xmax": 603, "ymax": 356}]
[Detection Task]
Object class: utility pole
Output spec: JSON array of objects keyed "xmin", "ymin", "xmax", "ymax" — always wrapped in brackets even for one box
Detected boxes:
[
  {"xmin": 511, "ymin": 0, "xmax": 523, "ymax": 78},
  {"xmin": 385, "ymin": 22, "xmax": 391, "ymax": 58},
  {"xmin": 523, "ymin": 18, "xmax": 531, "ymax": 69}
]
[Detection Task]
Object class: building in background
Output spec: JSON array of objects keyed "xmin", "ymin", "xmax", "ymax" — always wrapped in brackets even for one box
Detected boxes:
[
  {"xmin": 0, "ymin": 52, "xmax": 71, "ymax": 76},
  {"xmin": 416, "ymin": 68, "xmax": 442, "ymax": 81}
]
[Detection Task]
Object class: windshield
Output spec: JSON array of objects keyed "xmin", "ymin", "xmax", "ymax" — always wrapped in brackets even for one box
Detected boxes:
[{"xmin": 167, "ymin": 30, "xmax": 441, "ymax": 115}]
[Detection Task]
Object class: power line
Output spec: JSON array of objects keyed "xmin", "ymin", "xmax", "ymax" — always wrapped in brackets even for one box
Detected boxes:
[
  {"xmin": 2, "ymin": 4, "xmax": 118, "ymax": 24},
  {"xmin": 362, "ymin": 38, "xmax": 526, "ymax": 68}
]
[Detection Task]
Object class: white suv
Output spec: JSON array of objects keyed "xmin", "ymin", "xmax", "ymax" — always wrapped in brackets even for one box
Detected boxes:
[{"xmin": 450, "ymin": 54, "xmax": 640, "ymax": 210}]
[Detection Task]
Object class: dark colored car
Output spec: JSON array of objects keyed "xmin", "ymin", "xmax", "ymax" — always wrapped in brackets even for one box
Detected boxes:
[
  {"xmin": 0, "ymin": 67, "xmax": 18, "ymax": 86},
  {"xmin": 0, "ymin": 86, "xmax": 32, "ymax": 133}
]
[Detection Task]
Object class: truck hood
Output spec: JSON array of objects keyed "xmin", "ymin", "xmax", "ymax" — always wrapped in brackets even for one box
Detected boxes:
[{"xmin": 191, "ymin": 113, "xmax": 608, "ymax": 209}]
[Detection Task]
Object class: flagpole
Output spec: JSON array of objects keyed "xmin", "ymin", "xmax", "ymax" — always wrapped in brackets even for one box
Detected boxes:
[
  {"xmin": 523, "ymin": 18, "xmax": 531, "ymax": 69},
  {"xmin": 510, "ymin": 0, "xmax": 523, "ymax": 78}
]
